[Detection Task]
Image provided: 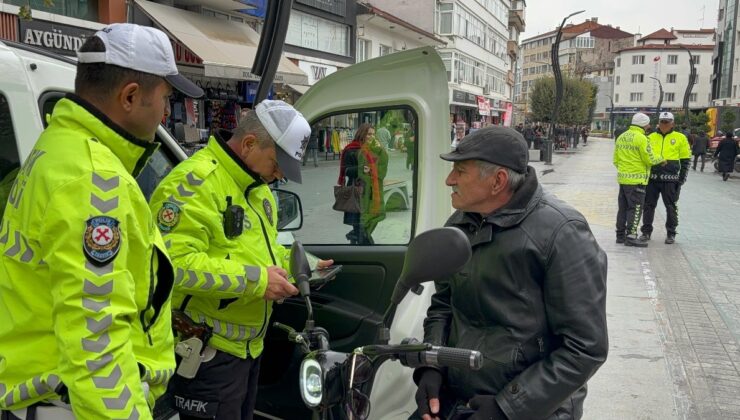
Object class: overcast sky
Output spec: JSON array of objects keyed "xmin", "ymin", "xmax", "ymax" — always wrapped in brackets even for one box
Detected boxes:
[{"xmin": 523, "ymin": 0, "xmax": 719, "ymax": 39}]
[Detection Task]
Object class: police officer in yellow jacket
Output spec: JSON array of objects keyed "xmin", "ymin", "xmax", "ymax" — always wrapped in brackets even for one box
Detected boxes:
[
  {"xmin": 639, "ymin": 112, "xmax": 692, "ymax": 244},
  {"xmin": 150, "ymin": 101, "xmax": 330, "ymax": 419},
  {"xmin": 0, "ymin": 24, "xmax": 204, "ymax": 420},
  {"xmin": 614, "ymin": 113, "xmax": 665, "ymax": 247}
]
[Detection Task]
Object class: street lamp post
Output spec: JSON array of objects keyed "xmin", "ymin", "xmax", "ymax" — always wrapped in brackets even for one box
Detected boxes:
[
  {"xmin": 546, "ymin": 10, "xmax": 585, "ymax": 165},
  {"xmin": 603, "ymin": 94, "xmax": 615, "ymax": 138},
  {"xmin": 680, "ymin": 46, "xmax": 697, "ymax": 128},
  {"xmin": 649, "ymin": 76, "xmax": 664, "ymax": 122}
]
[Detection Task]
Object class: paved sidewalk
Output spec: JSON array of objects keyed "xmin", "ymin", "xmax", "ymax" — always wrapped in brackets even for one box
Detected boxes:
[{"xmin": 531, "ymin": 137, "xmax": 740, "ymax": 419}]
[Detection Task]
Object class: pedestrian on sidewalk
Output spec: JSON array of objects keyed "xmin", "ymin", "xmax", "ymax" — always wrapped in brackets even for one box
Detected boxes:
[
  {"xmin": 303, "ymin": 124, "xmax": 320, "ymax": 167},
  {"xmin": 692, "ymin": 130, "xmax": 709, "ymax": 171},
  {"xmin": 614, "ymin": 113, "xmax": 665, "ymax": 247},
  {"xmin": 639, "ymin": 112, "xmax": 691, "ymax": 245},
  {"xmin": 412, "ymin": 126, "xmax": 608, "ymax": 420},
  {"xmin": 714, "ymin": 131, "xmax": 740, "ymax": 181},
  {"xmin": 581, "ymin": 126, "xmax": 589, "ymax": 146}
]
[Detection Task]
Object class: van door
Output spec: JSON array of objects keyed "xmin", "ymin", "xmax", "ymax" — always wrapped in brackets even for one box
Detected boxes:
[{"xmin": 257, "ymin": 47, "xmax": 452, "ymax": 419}]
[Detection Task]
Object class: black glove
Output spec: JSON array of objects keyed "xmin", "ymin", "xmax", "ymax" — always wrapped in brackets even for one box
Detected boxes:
[
  {"xmin": 468, "ymin": 395, "xmax": 507, "ymax": 420},
  {"xmin": 414, "ymin": 368, "xmax": 443, "ymax": 418}
]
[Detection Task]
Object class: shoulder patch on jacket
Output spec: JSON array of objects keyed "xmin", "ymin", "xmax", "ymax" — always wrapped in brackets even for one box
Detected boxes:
[
  {"xmin": 83, "ymin": 216, "xmax": 121, "ymax": 266},
  {"xmin": 157, "ymin": 202, "xmax": 181, "ymax": 232}
]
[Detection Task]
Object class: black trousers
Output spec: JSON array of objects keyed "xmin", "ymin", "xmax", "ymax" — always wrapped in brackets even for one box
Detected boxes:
[
  {"xmin": 172, "ymin": 351, "xmax": 262, "ymax": 420},
  {"xmin": 692, "ymin": 153, "xmax": 706, "ymax": 171},
  {"xmin": 616, "ymin": 184, "xmax": 646, "ymax": 238},
  {"xmin": 641, "ymin": 181, "xmax": 680, "ymax": 236}
]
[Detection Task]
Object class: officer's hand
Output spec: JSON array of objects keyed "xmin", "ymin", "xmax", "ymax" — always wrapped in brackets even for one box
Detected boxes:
[
  {"xmin": 264, "ymin": 266, "xmax": 298, "ymax": 301},
  {"xmin": 415, "ymin": 368, "xmax": 443, "ymax": 420},
  {"xmin": 316, "ymin": 259, "xmax": 334, "ymax": 269},
  {"xmin": 468, "ymin": 395, "xmax": 507, "ymax": 420}
]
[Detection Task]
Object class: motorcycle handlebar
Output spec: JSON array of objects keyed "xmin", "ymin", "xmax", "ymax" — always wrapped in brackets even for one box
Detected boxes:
[{"xmin": 396, "ymin": 341, "xmax": 483, "ymax": 371}]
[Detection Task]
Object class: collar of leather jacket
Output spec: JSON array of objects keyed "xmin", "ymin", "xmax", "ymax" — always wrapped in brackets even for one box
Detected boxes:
[{"xmin": 448, "ymin": 165, "xmax": 542, "ymax": 231}]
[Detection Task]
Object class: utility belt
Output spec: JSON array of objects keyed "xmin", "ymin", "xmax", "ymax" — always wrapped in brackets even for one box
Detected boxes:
[{"xmin": 172, "ymin": 310, "xmax": 217, "ymax": 379}]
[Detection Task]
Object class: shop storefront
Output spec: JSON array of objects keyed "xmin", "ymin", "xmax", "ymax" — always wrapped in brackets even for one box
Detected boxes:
[
  {"xmin": 16, "ymin": 18, "xmax": 97, "ymax": 55},
  {"xmin": 134, "ymin": 0, "xmax": 308, "ymax": 147}
]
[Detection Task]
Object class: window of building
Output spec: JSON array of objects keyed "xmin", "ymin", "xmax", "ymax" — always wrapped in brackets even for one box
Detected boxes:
[
  {"xmin": 734, "ymin": 85, "xmax": 737, "ymax": 98},
  {"xmin": 689, "ymin": 93, "xmax": 698, "ymax": 102},
  {"xmin": 436, "ymin": 2, "xmax": 454, "ymax": 35},
  {"xmin": 357, "ymin": 38, "xmax": 372, "ymax": 63},
  {"xmin": 0, "ymin": 93, "xmax": 21, "ymax": 223},
  {"xmin": 615, "ymin": 93, "xmax": 619, "ymax": 102},
  {"xmin": 286, "ymin": 10, "xmax": 350, "ymax": 56},
  {"xmin": 630, "ymin": 92, "xmax": 643, "ymax": 102},
  {"xmin": 616, "ymin": 76, "xmax": 620, "ymax": 85},
  {"xmin": 631, "ymin": 74, "xmax": 644, "ymax": 83},
  {"xmin": 668, "ymin": 55, "xmax": 678, "ymax": 64},
  {"xmin": 379, "ymin": 44, "xmax": 393, "ymax": 57},
  {"xmin": 298, "ymin": 108, "xmax": 418, "ymax": 245},
  {"xmin": 664, "ymin": 92, "xmax": 675, "ymax": 102},
  {"xmin": 632, "ymin": 55, "xmax": 645, "ymax": 65},
  {"xmin": 616, "ymin": 58, "xmax": 621, "ymax": 67},
  {"xmin": 667, "ymin": 74, "xmax": 677, "ymax": 83},
  {"xmin": 692, "ymin": 55, "xmax": 701, "ymax": 65},
  {"xmin": 694, "ymin": 73, "xmax": 699, "ymax": 84},
  {"xmin": 7, "ymin": 0, "xmax": 97, "ymax": 20},
  {"xmin": 573, "ymin": 35, "xmax": 595, "ymax": 49}
]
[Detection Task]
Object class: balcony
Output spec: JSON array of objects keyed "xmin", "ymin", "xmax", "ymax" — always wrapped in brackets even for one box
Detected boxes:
[
  {"xmin": 509, "ymin": 8, "xmax": 525, "ymax": 32},
  {"xmin": 508, "ymin": 40, "xmax": 519, "ymax": 59},
  {"xmin": 507, "ymin": 70, "xmax": 515, "ymax": 86}
]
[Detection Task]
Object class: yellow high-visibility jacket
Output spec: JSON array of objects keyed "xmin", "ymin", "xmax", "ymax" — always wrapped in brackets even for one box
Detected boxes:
[
  {"xmin": 647, "ymin": 130, "xmax": 692, "ymax": 183},
  {"xmin": 149, "ymin": 134, "xmax": 289, "ymax": 359},
  {"xmin": 613, "ymin": 125, "xmax": 663, "ymax": 185},
  {"xmin": 0, "ymin": 96, "xmax": 175, "ymax": 419}
]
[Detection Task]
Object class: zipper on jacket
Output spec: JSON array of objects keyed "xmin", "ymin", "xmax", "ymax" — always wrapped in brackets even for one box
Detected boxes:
[
  {"xmin": 244, "ymin": 183, "xmax": 276, "ymax": 351},
  {"xmin": 537, "ymin": 337, "xmax": 544, "ymax": 354}
]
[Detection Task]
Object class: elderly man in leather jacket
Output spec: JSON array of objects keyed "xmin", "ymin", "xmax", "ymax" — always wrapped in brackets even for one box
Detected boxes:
[{"xmin": 412, "ymin": 127, "xmax": 608, "ymax": 420}]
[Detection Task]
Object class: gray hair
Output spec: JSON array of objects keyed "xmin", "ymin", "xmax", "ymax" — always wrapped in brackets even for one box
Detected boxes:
[
  {"xmin": 477, "ymin": 161, "xmax": 526, "ymax": 192},
  {"xmin": 232, "ymin": 109, "xmax": 274, "ymax": 149}
]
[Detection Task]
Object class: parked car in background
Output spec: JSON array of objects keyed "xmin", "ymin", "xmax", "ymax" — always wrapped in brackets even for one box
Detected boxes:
[{"xmin": 709, "ymin": 128, "xmax": 740, "ymax": 151}]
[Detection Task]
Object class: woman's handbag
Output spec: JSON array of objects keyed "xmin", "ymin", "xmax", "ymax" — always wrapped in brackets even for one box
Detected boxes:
[{"xmin": 333, "ymin": 183, "xmax": 363, "ymax": 213}]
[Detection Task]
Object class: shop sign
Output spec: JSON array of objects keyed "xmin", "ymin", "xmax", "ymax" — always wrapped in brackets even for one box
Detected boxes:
[
  {"xmin": 19, "ymin": 19, "xmax": 95, "ymax": 56},
  {"xmin": 171, "ymin": 39, "xmax": 203, "ymax": 66},
  {"xmin": 298, "ymin": 61, "xmax": 337, "ymax": 85},
  {"xmin": 476, "ymin": 96, "xmax": 491, "ymax": 116},
  {"xmin": 504, "ymin": 102, "xmax": 513, "ymax": 127},
  {"xmin": 452, "ymin": 89, "xmax": 477, "ymax": 105}
]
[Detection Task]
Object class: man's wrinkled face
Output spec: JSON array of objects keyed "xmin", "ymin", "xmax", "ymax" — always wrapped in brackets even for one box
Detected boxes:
[
  {"xmin": 242, "ymin": 137, "xmax": 283, "ymax": 183},
  {"xmin": 445, "ymin": 160, "xmax": 496, "ymax": 213}
]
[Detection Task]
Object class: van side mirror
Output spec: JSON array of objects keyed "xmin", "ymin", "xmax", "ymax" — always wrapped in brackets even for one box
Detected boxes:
[{"xmin": 273, "ymin": 189, "xmax": 303, "ymax": 231}]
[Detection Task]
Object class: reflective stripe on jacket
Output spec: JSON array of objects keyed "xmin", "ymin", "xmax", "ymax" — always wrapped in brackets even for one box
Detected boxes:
[
  {"xmin": 647, "ymin": 130, "xmax": 692, "ymax": 182},
  {"xmin": 149, "ymin": 135, "xmax": 288, "ymax": 359},
  {"xmin": 0, "ymin": 96, "xmax": 175, "ymax": 419},
  {"xmin": 613, "ymin": 125, "xmax": 663, "ymax": 185}
]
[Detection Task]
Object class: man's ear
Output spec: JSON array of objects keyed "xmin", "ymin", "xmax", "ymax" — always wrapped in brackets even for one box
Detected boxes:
[
  {"xmin": 118, "ymin": 82, "xmax": 140, "ymax": 112},
  {"xmin": 239, "ymin": 134, "xmax": 259, "ymax": 159},
  {"xmin": 492, "ymin": 169, "xmax": 508, "ymax": 195}
]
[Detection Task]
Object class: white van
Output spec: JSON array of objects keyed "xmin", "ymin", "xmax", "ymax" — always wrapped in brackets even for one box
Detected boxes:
[{"xmin": 0, "ymin": 39, "xmax": 453, "ymax": 419}]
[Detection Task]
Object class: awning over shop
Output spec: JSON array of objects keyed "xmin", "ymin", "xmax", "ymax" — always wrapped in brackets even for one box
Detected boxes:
[
  {"xmin": 135, "ymin": 0, "xmax": 308, "ymax": 84},
  {"xmin": 287, "ymin": 84, "xmax": 310, "ymax": 95}
]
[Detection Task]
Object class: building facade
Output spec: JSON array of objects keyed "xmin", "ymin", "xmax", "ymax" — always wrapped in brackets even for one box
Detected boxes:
[
  {"xmin": 612, "ymin": 28, "xmax": 715, "ymax": 119},
  {"xmin": 712, "ymin": 0, "xmax": 740, "ymax": 105},
  {"xmin": 369, "ymin": 0, "xmax": 525, "ymax": 131},
  {"xmin": 515, "ymin": 18, "xmax": 633, "ymax": 125}
]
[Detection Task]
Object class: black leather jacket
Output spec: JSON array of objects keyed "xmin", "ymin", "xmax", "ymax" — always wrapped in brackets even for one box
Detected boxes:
[{"xmin": 423, "ymin": 167, "xmax": 608, "ymax": 420}]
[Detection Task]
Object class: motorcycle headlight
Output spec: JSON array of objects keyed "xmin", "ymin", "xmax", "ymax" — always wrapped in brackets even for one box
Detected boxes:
[{"xmin": 300, "ymin": 358, "xmax": 323, "ymax": 407}]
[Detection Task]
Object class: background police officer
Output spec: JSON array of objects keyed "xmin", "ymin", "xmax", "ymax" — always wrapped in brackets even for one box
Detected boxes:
[
  {"xmin": 0, "ymin": 24, "xmax": 203, "ymax": 419},
  {"xmin": 150, "ymin": 101, "xmax": 331, "ymax": 419},
  {"xmin": 614, "ymin": 113, "xmax": 665, "ymax": 247},
  {"xmin": 639, "ymin": 112, "xmax": 692, "ymax": 244}
]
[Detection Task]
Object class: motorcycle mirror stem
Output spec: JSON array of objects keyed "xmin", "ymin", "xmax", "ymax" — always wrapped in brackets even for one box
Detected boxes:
[{"xmin": 290, "ymin": 241, "xmax": 315, "ymax": 329}]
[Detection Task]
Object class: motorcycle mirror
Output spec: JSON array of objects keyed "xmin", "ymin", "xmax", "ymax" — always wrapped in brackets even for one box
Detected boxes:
[
  {"xmin": 390, "ymin": 227, "xmax": 471, "ymax": 305},
  {"xmin": 290, "ymin": 241, "xmax": 312, "ymax": 298}
]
